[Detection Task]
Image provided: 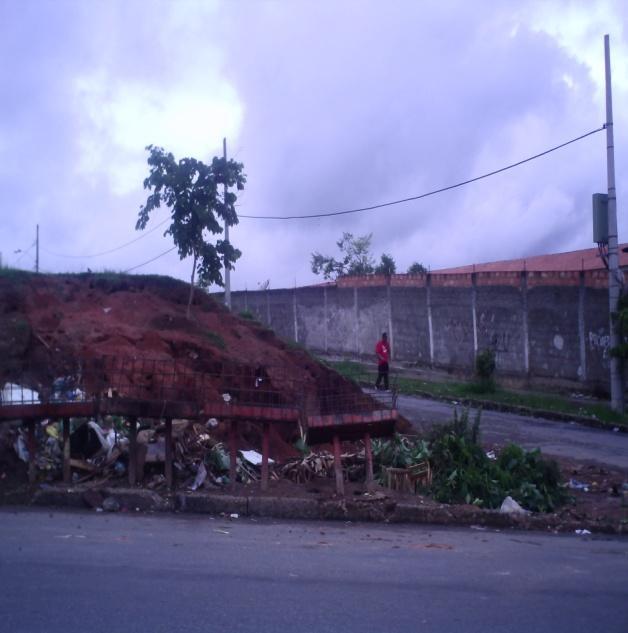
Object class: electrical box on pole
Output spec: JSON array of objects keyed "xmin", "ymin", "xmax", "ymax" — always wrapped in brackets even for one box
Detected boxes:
[{"xmin": 592, "ymin": 193, "xmax": 609, "ymax": 243}]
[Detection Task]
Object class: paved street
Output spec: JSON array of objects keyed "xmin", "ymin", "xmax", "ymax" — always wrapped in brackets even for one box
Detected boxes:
[
  {"xmin": 394, "ymin": 393, "xmax": 628, "ymax": 470},
  {"xmin": 1, "ymin": 509, "xmax": 627, "ymax": 633}
]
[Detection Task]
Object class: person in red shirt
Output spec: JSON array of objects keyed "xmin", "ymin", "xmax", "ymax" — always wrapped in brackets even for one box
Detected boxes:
[{"xmin": 375, "ymin": 332, "xmax": 390, "ymax": 390}]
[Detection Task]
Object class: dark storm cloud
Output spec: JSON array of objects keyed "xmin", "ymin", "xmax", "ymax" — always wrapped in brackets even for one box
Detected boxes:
[{"xmin": 0, "ymin": 0, "xmax": 625, "ymax": 287}]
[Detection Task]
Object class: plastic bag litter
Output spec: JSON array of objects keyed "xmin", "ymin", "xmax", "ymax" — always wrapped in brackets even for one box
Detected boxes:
[
  {"xmin": 241, "ymin": 450, "xmax": 273, "ymax": 466},
  {"xmin": 14, "ymin": 434, "xmax": 29, "ymax": 462},
  {"xmin": 568, "ymin": 479, "xmax": 589, "ymax": 492},
  {"xmin": 2, "ymin": 383, "xmax": 39, "ymax": 404},
  {"xmin": 190, "ymin": 463, "xmax": 207, "ymax": 491},
  {"xmin": 499, "ymin": 496, "xmax": 528, "ymax": 515}
]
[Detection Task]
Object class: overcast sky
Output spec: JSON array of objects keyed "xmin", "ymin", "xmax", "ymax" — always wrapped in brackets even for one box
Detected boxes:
[{"xmin": 1, "ymin": 0, "xmax": 627, "ymax": 290}]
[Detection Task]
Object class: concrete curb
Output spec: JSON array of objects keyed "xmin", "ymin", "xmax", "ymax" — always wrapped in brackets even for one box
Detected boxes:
[{"xmin": 28, "ymin": 486, "xmax": 627, "ymax": 536}]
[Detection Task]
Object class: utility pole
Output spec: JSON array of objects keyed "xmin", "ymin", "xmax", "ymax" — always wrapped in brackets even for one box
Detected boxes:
[
  {"xmin": 35, "ymin": 224, "xmax": 39, "ymax": 273},
  {"xmin": 604, "ymin": 34, "xmax": 624, "ymax": 412},
  {"xmin": 223, "ymin": 137, "xmax": 231, "ymax": 310}
]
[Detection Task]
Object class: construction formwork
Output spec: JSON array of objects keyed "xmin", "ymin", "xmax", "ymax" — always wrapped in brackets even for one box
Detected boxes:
[{"xmin": 0, "ymin": 355, "xmax": 397, "ymax": 493}]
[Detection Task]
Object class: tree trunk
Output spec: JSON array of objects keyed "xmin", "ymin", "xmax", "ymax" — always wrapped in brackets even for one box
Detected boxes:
[{"xmin": 186, "ymin": 252, "xmax": 197, "ymax": 320}]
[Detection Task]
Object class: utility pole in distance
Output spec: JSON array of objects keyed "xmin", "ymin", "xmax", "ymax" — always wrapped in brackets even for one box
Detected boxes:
[
  {"xmin": 223, "ymin": 137, "xmax": 231, "ymax": 310},
  {"xmin": 604, "ymin": 34, "xmax": 623, "ymax": 412},
  {"xmin": 35, "ymin": 224, "xmax": 39, "ymax": 273}
]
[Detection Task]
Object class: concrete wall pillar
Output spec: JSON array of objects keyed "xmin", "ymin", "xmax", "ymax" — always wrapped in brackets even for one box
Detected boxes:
[
  {"xmin": 471, "ymin": 272, "xmax": 478, "ymax": 356},
  {"xmin": 521, "ymin": 271, "xmax": 530, "ymax": 375},
  {"xmin": 578, "ymin": 271, "xmax": 587, "ymax": 382},
  {"xmin": 323, "ymin": 286, "xmax": 328, "ymax": 353},
  {"xmin": 354, "ymin": 286, "xmax": 360, "ymax": 355},
  {"xmin": 293, "ymin": 287, "xmax": 298, "ymax": 343},
  {"xmin": 386, "ymin": 280, "xmax": 394, "ymax": 360},
  {"xmin": 426, "ymin": 274, "xmax": 434, "ymax": 365}
]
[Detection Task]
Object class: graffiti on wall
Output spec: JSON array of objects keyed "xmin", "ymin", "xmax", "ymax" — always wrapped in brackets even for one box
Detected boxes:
[{"xmin": 588, "ymin": 330, "xmax": 610, "ymax": 359}]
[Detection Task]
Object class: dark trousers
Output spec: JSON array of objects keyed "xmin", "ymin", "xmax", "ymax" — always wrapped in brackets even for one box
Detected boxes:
[{"xmin": 376, "ymin": 362, "xmax": 389, "ymax": 390}]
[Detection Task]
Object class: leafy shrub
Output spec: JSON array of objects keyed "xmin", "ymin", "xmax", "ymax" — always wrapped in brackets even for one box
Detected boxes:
[
  {"xmin": 428, "ymin": 410, "xmax": 566, "ymax": 512},
  {"xmin": 372, "ymin": 434, "xmax": 430, "ymax": 470},
  {"xmin": 474, "ymin": 349, "xmax": 496, "ymax": 393}
]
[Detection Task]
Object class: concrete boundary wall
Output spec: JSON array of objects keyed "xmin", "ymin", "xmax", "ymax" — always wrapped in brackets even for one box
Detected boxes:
[{"xmin": 223, "ymin": 270, "xmax": 616, "ymax": 389}]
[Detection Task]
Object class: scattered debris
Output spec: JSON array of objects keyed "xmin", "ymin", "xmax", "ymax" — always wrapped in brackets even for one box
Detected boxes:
[
  {"xmin": 102, "ymin": 496, "xmax": 121, "ymax": 512},
  {"xmin": 568, "ymin": 479, "xmax": 589, "ymax": 492},
  {"xmin": 500, "ymin": 496, "xmax": 528, "ymax": 515},
  {"xmin": 575, "ymin": 529, "xmax": 592, "ymax": 535}
]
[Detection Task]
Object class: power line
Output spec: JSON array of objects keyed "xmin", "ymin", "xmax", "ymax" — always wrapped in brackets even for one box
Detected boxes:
[
  {"xmin": 123, "ymin": 246, "xmax": 177, "ymax": 273},
  {"xmin": 14, "ymin": 241, "xmax": 36, "ymax": 265},
  {"xmin": 238, "ymin": 125, "xmax": 605, "ymax": 220},
  {"xmin": 41, "ymin": 217, "xmax": 171, "ymax": 258}
]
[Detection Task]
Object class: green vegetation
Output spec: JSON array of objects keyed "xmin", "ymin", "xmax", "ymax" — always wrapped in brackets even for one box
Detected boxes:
[
  {"xmin": 238, "ymin": 310, "xmax": 256, "ymax": 321},
  {"xmin": 374, "ymin": 253, "xmax": 396, "ymax": 276},
  {"xmin": 327, "ymin": 360, "xmax": 628, "ymax": 428},
  {"xmin": 0, "ymin": 267, "xmax": 32, "ymax": 281},
  {"xmin": 138, "ymin": 145, "xmax": 246, "ymax": 318},
  {"xmin": 372, "ymin": 433, "xmax": 430, "ymax": 468},
  {"xmin": 203, "ymin": 331, "xmax": 226, "ymax": 349},
  {"xmin": 474, "ymin": 348, "xmax": 496, "ymax": 393},
  {"xmin": 407, "ymin": 262, "xmax": 428, "ymax": 275},
  {"xmin": 375, "ymin": 412, "xmax": 568, "ymax": 512}
]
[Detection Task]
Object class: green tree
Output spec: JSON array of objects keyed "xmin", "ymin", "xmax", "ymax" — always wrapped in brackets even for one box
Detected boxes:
[
  {"xmin": 137, "ymin": 145, "xmax": 246, "ymax": 318},
  {"xmin": 375, "ymin": 253, "xmax": 396, "ymax": 276},
  {"xmin": 407, "ymin": 261, "xmax": 428, "ymax": 275},
  {"xmin": 311, "ymin": 232, "xmax": 375, "ymax": 280}
]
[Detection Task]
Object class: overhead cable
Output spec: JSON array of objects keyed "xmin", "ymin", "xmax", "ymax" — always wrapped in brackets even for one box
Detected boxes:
[
  {"xmin": 238, "ymin": 126, "xmax": 606, "ymax": 220},
  {"xmin": 123, "ymin": 246, "xmax": 177, "ymax": 273},
  {"xmin": 42, "ymin": 217, "xmax": 170, "ymax": 258}
]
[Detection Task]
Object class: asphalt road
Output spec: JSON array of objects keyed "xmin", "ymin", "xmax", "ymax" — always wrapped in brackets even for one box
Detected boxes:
[
  {"xmin": 393, "ymin": 393, "xmax": 628, "ymax": 470},
  {"xmin": 0, "ymin": 509, "xmax": 626, "ymax": 633}
]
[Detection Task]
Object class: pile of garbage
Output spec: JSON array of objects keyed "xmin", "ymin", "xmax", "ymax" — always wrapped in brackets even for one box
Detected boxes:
[{"xmin": 1, "ymin": 410, "xmax": 382, "ymax": 493}]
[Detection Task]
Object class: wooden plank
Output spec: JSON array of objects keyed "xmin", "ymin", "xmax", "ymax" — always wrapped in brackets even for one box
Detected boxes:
[
  {"xmin": 364, "ymin": 432, "xmax": 374, "ymax": 490},
  {"xmin": 332, "ymin": 433, "xmax": 344, "ymax": 496},
  {"xmin": 229, "ymin": 420, "xmax": 238, "ymax": 491},
  {"xmin": 261, "ymin": 422, "xmax": 270, "ymax": 492},
  {"xmin": 27, "ymin": 420, "xmax": 37, "ymax": 484},
  {"xmin": 63, "ymin": 417, "xmax": 71, "ymax": 484},
  {"xmin": 128, "ymin": 417, "xmax": 137, "ymax": 487},
  {"xmin": 165, "ymin": 418, "xmax": 173, "ymax": 490}
]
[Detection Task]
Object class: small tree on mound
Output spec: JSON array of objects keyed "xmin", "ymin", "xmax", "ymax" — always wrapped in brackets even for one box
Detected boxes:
[{"xmin": 137, "ymin": 145, "xmax": 246, "ymax": 318}]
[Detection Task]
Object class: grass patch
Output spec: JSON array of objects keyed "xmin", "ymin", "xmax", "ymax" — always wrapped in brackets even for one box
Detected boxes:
[
  {"xmin": 203, "ymin": 331, "xmax": 226, "ymax": 349},
  {"xmin": 238, "ymin": 310, "xmax": 257, "ymax": 321},
  {"xmin": 328, "ymin": 360, "xmax": 628, "ymax": 428},
  {"xmin": 0, "ymin": 267, "xmax": 33, "ymax": 281}
]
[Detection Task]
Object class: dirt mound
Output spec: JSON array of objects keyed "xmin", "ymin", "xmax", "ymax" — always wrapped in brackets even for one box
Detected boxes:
[{"xmin": 0, "ymin": 272, "xmax": 396, "ymax": 442}]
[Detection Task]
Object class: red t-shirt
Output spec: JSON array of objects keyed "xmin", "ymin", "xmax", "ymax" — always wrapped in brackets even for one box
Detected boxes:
[{"xmin": 375, "ymin": 339, "xmax": 389, "ymax": 365}]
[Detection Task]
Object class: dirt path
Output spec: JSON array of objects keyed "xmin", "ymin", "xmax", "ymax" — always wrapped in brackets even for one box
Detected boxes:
[{"xmin": 394, "ymin": 392, "xmax": 628, "ymax": 470}]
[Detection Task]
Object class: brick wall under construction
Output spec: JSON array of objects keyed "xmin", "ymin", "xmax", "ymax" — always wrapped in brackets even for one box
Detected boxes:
[{"xmin": 221, "ymin": 270, "xmax": 616, "ymax": 390}]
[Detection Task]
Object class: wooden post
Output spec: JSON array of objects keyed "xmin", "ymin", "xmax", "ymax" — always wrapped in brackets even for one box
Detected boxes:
[
  {"xmin": 128, "ymin": 417, "xmax": 137, "ymax": 486},
  {"xmin": 333, "ymin": 433, "xmax": 344, "ymax": 496},
  {"xmin": 261, "ymin": 422, "xmax": 270, "ymax": 491},
  {"xmin": 229, "ymin": 420, "xmax": 238, "ymax": 490},
  {"xmin": 364, "ymin": 432, "xmax": 374, "ymax": 490},
  {"xmin": 27, "ymin": 420, "xmax": 37, "ymax": 484},
  {"xmin": 165, "ymin": 418, "xmax": 173, "ymax": 490},
  {"xmin": 63, "ymin": 417, "xmax": 71, "ymax": 484}
]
